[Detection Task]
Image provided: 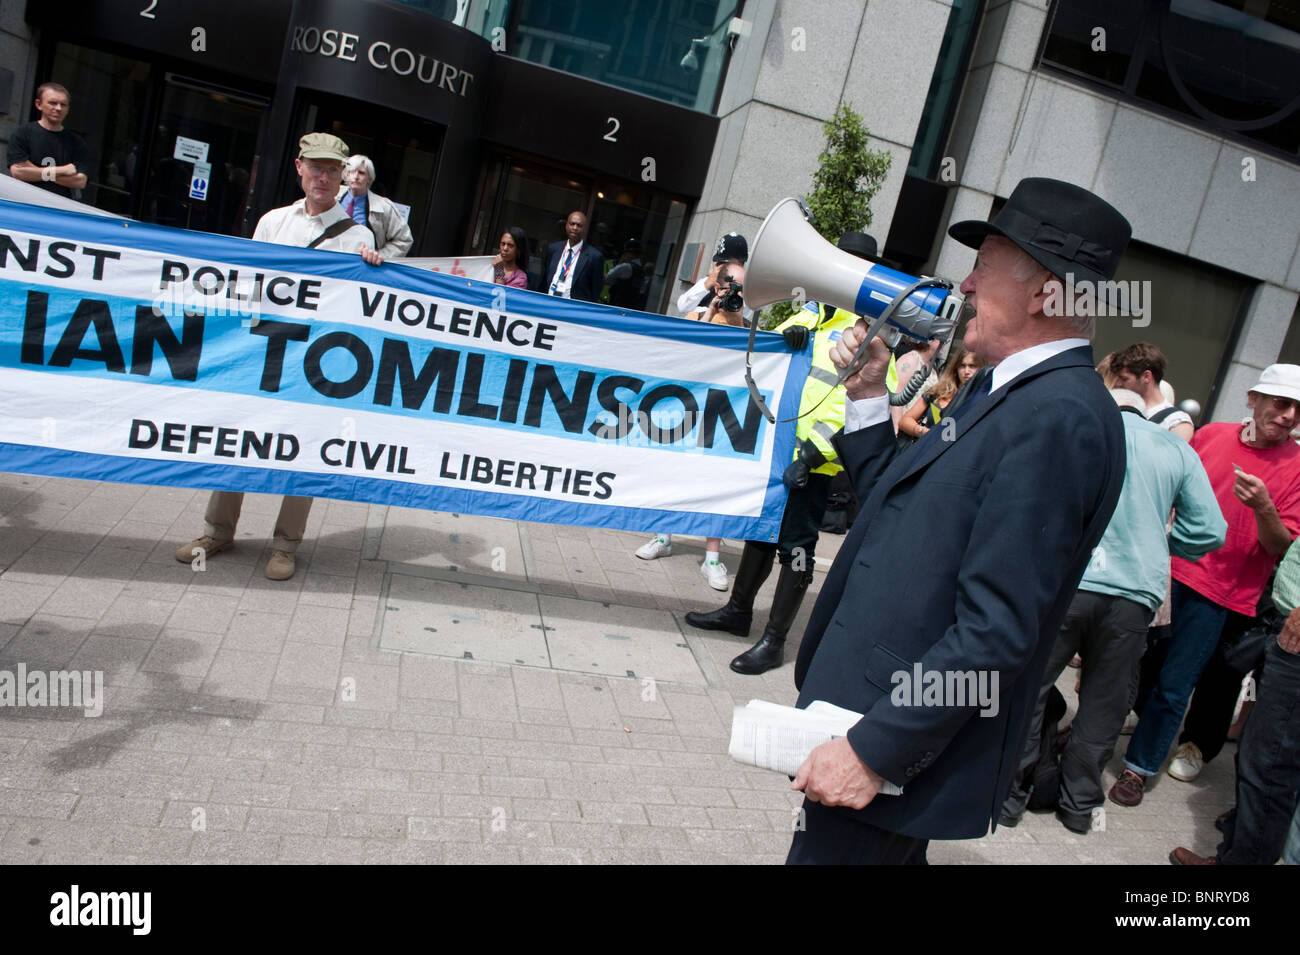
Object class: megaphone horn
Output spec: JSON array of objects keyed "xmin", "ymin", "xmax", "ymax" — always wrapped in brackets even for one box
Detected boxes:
[{"xmin": 746, "ymin": 198, "xmax": 960, "ymax": 347}]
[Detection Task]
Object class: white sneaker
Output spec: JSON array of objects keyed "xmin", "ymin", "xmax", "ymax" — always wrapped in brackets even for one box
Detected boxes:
[
  {"xmin": 701, "ymin": 559, "xmax": 728, "ymax": 591},
  {"xmin": 1168, "ymin": 742, "xmax": 1204, "ymax": 781},
  {"xmin": 1119, "ymin": 710, "xmax": 1139, "ymax": 735},
  {"xmin": 635, "ymin": 537, "xmax": 672, "ymax": 560}
]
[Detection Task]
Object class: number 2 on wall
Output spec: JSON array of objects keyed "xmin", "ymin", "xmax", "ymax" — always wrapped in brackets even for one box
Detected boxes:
[
  {"xmin": 603, "ymin": 117, "xmax": 620, "ymax": 142},
  {"xmin": 141, "ymin": 0, "xmax": 158, "ymax": 18}
]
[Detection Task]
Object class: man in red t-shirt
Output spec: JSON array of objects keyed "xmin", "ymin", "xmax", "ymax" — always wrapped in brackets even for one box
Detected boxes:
[{"xmin": 1110, "ymin": 364, "xmax": 1300, "ymax": 807}]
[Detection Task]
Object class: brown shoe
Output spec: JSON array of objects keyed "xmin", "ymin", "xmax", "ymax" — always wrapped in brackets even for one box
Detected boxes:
[
  {"xmin": 175, "ymin": 535, "xmax": 233, "ymax": 564},
  {"xmin": 264, "ymin": 549, "xmax": 296, "ymax": 581},
  {"xmin": 1169, "ymin": 846, "xmax": 1217, "ymax": 865},
  {"xmin": 1108, "ymin": 769, "xmax": 1146, "ymax": 807}
]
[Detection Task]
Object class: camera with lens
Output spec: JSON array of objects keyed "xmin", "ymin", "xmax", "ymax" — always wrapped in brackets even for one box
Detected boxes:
[{"xmin": 717, "ymin": 273, "xmax": 744, "ymax": 313}]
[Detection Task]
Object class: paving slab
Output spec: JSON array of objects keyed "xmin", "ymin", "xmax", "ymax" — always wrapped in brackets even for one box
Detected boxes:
[
  {"xmin": 540, "ymin": 595, "xmax": 707, "ymax": 686},
  {"xmin": 377, "ymin": 509, "xmax": 527, "ymax": 581},
  {"xmin": 380, "ymin": 575, "xmax": 548, "ymax": 667}
]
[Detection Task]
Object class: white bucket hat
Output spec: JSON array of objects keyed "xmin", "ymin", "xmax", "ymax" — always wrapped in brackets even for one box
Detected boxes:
[{"xmin": 1250, "ymin": 364, "xmax": 1300, "ymax": 403}]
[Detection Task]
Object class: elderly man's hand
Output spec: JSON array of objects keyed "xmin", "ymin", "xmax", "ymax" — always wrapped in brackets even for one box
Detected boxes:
[
  {"xmin": 828, "ymin": 320, "xmax": 891, "ymax": 400},
  {"xmin": 1280, "ymin": 608, "xmax": 1300, "ymax": 654},
  {"xmin": 791, "ymin": 736, "xmax": 885, "ymax": 809},
  {"xmin": 359, "ymin": 245, "xmax": 384, "ymax": 267}
]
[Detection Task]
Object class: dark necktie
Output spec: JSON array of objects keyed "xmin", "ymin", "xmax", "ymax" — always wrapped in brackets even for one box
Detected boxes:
[
  {"xmin": 949, "ymin": 366, "xmax": 994, "ymax": 418},
  {"xmin": 560, "ymin": 246, "xmax": 575, "ymax": 279},
  {"xmin": 345, "ymin": 195, "xmax": 355, "ymax": 217}
]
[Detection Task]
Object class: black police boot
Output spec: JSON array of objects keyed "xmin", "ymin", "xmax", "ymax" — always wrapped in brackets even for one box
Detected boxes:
[
  {"xmin": 684, "ymin": 543, "xmax": 775, "ymax": 637},
  {"xmin": 730, "ymin": 565, "xmax": 814, "ymax": 675}
]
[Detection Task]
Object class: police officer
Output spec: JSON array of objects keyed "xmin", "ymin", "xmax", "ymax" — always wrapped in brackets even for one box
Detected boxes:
[{"xmin": 686, "ymin": 233, "xmax": 880, "ymax": 674}]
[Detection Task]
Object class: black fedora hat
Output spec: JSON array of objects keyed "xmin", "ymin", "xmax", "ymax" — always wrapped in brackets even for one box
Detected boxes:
[
  {"xmin": 948, "ymin": 178, "xmax": 1131, "ymax": 287},
  {"xmin": 837, "ymin": 231, "xmax": 881, "ymax": 262}
]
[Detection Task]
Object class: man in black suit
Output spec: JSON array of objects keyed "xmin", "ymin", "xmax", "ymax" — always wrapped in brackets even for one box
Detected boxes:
[
  {"xmin": 785, "ymin": 178, "xmax": 1132, "ymax": 864},
  {"xmin": 544, "ymin": 210, "xmax": 605, "ymax": 303}
]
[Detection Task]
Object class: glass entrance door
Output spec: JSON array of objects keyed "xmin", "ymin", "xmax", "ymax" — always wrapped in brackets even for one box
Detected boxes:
[
  {"xmin": 285, "ymin": 92, "xmax": 445, "ymax": 254},
  {"xmin": 468, "ymin": 152, "xmax": 690, "ymax": 313},
  {"xmin": 137, "ymin": 75, "xmax": 267, "ymax": 236}
]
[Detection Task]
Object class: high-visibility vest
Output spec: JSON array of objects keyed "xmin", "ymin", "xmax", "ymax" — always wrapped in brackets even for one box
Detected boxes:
[{"xmin": 773, "ymin": 302, "xmax": 859, "ymax": 477}]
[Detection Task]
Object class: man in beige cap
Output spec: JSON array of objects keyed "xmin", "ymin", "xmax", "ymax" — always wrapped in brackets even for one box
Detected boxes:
[
  {"xmin": 1113, "ymin": 363, "xmax": 1300, "ymax": 807},
  {"xmin": 175, "ymin": 132, "xmax": 384, "ymax": 580}
]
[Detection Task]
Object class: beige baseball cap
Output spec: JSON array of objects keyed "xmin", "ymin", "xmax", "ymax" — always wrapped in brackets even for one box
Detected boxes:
[{"xmin": 297, "ymin": 132, "xmax": 349, "ymax": 162}]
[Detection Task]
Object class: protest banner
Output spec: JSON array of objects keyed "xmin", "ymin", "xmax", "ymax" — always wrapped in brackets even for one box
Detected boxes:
[
  {"xmin": 403, "ymin": 256, "xmax": 494, "ymax": 283},
  {"xmin": 0, "ymin": 198, "xmax": 809, "ymax": 541}
]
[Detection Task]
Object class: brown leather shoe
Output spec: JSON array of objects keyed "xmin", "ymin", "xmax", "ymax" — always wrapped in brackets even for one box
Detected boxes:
[
  {"xmin": 1108, "ymin": 769, "xmax": 1146, "ymax": 807},
  {"xmin": 175, "ymin": 535, "xmax": 233, "ymax": 564},
  {"xmin": 264, "ymin": 548, "xmax": 296, "ymax": 581},
  {"xmin": 1169, "ymin": 846, "xmax": 1217, "ymax": 865}
]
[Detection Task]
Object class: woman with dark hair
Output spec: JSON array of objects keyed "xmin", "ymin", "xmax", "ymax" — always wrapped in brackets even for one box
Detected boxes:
[
  {"xmin": 493, "ymin": 226, "xmax": 530, "ymax": 289},
  {"xmin": 897, "ymin": 345, "xmax": 984, "ymax": 440}
]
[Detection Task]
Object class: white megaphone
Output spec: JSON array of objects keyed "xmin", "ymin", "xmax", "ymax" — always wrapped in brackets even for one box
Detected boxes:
[{"xmin": 746, "ymin": 198, "xmax": 963, "ymax": 356}]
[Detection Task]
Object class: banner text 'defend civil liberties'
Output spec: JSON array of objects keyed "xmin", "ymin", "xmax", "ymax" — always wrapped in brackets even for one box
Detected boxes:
[{"xmin": 0, "ymin": 200, "xmax": 809, "ymax": 540}]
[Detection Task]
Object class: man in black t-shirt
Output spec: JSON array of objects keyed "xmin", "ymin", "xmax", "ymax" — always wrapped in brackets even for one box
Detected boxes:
[{"xmin": 7, "ymin": 82, "xmax": 89, "ymax": 199}]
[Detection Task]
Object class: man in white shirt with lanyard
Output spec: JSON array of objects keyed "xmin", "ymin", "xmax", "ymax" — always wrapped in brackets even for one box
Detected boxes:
[
  {"xmin": 544, "ymin": 211, "xmax": 604, "ymax": 302},
  {"xmin": 174, "ymin": 132, "xmax": 382, "ymax": 581}
]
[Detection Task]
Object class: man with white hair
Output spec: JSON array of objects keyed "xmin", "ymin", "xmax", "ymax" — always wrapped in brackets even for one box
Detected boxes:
[
  {"xmin": 1001, "ymin": 387, "xmax": 1224, "ymax": 833},
  {"xmin": 786, "ymin": 178, "xmax": 1131, "ymax": 863},
  {"xmin": 339, "ymin": 154, "xmax": 413, "ymax": 258}
]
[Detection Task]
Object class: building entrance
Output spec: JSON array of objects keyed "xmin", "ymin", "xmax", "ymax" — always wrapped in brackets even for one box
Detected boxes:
[{"xmin": 282, "ymin": 92, "xmax": 445, "ymax": 255}]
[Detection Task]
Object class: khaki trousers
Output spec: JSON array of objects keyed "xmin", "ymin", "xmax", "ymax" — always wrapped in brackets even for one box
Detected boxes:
[{"xmin": 203, "ymin": 491, "xmax": 312, "ymax": 553}]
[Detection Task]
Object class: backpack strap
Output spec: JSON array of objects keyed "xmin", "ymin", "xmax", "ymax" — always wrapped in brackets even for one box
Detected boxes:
[
  {"xmin": 1148, "ymin": 406, "xmax": 1178, "ymax": 425},
  {"xmin": 308, "ymin": 217, "xmax": 360, "ymax": 249}
]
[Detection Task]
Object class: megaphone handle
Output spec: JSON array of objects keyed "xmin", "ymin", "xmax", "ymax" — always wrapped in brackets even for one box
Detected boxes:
[
  {"xmin": 839, "ymin": 313, "xmax": 892, "ymax": 382},
  {"xmin": 836, "ymin": 276, "xmax": 953, "ymax": 389}
]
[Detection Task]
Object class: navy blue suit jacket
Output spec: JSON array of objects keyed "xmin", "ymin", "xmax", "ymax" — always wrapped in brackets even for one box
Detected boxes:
[
  {"xmin": 544, "ymin": 241, "xmax": 605, "ymax": 303},
  {"xmin": 793, "ymin": 345, "xmax": 1125, "ymax": 840}
]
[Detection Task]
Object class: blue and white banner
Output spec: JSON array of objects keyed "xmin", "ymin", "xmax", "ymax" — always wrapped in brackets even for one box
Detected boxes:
[{"xmin": 0, "ymin": 199, "xmax": 809, "ymax": 540}]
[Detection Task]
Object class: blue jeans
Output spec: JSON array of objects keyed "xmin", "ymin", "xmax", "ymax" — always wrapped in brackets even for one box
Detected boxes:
[
  {"xmin": 1125, "ymin": 580, "xmax": 1227, "ymax": 776},
  {"xmin": 1215, "ymin": 637, "xmax": 1300, "ymax": 864}
]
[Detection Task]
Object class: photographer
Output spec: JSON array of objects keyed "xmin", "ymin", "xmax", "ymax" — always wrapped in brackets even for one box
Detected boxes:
[
  {"xmin": 678, "ymin": 231, "xmax": 753, "ymax": 324},
  {"xmin": 703, "ymin": 265, "xmax": 747, "ymax": 326}
]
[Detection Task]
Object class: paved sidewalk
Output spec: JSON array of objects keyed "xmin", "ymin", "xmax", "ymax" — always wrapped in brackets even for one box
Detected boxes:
[{"xmin": 0, "ymin": 475, "xmax": 1235, "ymax": 863}]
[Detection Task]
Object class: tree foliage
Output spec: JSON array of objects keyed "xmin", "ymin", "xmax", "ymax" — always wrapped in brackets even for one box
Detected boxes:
[{"xmin": 760, "ymin": 102, "xmax": 892, "ymax": 328}]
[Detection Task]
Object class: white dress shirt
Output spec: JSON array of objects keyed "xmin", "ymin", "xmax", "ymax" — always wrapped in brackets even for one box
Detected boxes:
[
  {"xmin": 549, "ymin": 241, "xmax": 583, "ymax": 298},
  {"xmin": 844, "ymin": 338, "xmax": 1090, "ymax": 433}
]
